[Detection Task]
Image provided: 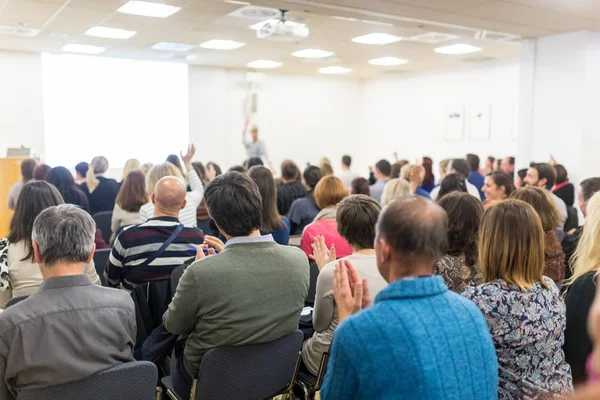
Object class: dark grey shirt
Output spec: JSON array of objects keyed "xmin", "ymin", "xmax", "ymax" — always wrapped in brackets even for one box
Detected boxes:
[{"xmin": 0, "ymin": 275, "xmax": 136, "ymax": 399}]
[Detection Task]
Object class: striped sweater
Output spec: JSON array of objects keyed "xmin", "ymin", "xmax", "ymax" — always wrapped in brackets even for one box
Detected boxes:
[{"xmin": 105, "ymin": 216, "xmax": 204, "ymax": 289}]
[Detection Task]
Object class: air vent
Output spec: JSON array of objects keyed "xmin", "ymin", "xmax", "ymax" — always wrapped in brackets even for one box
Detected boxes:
[
  {"xmin": 0, "ymin": 25, "xmax": 40, "ymax": 37},
  {"xmin": 475, "ymin": 30, "xmax": 520, "ymax": 42},
  {"xmin": 408, "ymin": 32, "xmax": 459, "ymax": 44},
  {"xmin": 228, "ymin": 6, "xmax": 281, "ymax": 20}
]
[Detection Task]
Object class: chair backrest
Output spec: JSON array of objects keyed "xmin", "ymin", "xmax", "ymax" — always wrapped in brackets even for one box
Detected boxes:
[
  {"xmin": 565, "ymin": 206, "xmax": 579, "ymax": 233},
  {"xmin": 93, "ymin": 211, "xmax": 113, "ymax": 244},
  {"xmin": 195, "ymin": 330, "xmax": 303, "ymax": 400},
  {"xmin": 92, "ymin": 249, "xmax": 111, "ymax": 286},
  {"xmin": 305, "ymin": 261, "xmax": 319, "ymax": 307},
  {"xmin": 17, "ymin": 361, "xmax": 158, "ymax": 400}
]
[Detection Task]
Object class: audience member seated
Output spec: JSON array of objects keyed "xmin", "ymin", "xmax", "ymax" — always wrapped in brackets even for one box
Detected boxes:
[
  {"xmin": 228, "ymin": 165, "xmax": 247, "ymax": 173},
  {"xmin": 80, "ymin": 156, "xmax": 120, "ymax": 214},
  {"xmin": 431, "ymin": 159, "xmax": 481, "ymax": 200},
  {"xmin": 501, "ymin": 156, "xmax": 515, "ymax": 177},
  {"xmin": 482, "ymin": 171, "xmax": 515, "ymax": 210},
  {"xmin": 380, "ymin": 178, "xmax": 410, "ymax": 206},
  {"xmin": 248, "ymin": 166, "xmax": 291, "ymax": 245},
  {"xmin": 400, "ymin": 164, "xmax": 430, "ymax": 198},
  {"xmin": 163, "ymin": 172, "xmax": 309, "ymax": 399},
  {"xmin": 515, "ymin": 168, "xmax": 527, "ymax": 188},
  {"xmin": 462, "ymin": 200, "xmax": 573, "ymax": 399},
  {"xmin": 288, "ymin": 166, "xmax": 321, "ymax": 235},
  {"xmin": 483, "ymin": 156, "xmax": 495, "ymax": 175},
  {"xmin": 277, "ymin": 160, "xmax": 307, "ymax": 216},
  {"xmin": 74, "ymin": 161, "xmax": 88, "ymax": 185},
  {"xmin": 436, "ymin": 173, "xmax": 468, "ymax": 201},
  {"xmin": 337, "ymin": 155, "xmax": 359, "ymax": 189},
  {"xmin": 419, "ymin": 156, "xmax": 436, "ymax": 193},
  {"xmin": 349, "ymin": 177, "xmax": 370, "ymax": 196},
  {"xmin": 7, "ymin": 158, "xmax": 36, "ymax": 210},
  {"xmin": 32, "ymin": 163, "xmax": 51, "ymax": 181},
  {"xmin": 106, "ymin": 176, "xmax": 204, "ymax": 290},
  {"xmin": 302, "ymin": 195, "xmax": 387, "ymax": 376},
  {"xmin": 564, "ymin": 191, "xmax": 600, "ymax": 385},
  {"xmin": 245, "ymin": 156, "xmax": 264, "ymax": 170},
  {"xmin": 389, "ymin": 159, "xmax": 409, "ymax": 180},
  {"xmin": 141, "ymin": 162, "xmax": 153, "ymax": 175},
  {"xmin": 510, "ymin": 187, "xmax": 566, "ymax": 283},
  {"xmin": 0, "ymin": 182, "xmax": 100, "ymax": 307},
  {"xmin": 321, "ymin": 196, "xmax": 498, "ymax": 400},
  {"xmin": 166, "ymin": 154, "xmax": 184, "ymax": 177},
  {"xmin": 111, "ymin": 170, "xmax": 147, "ymax": 242},
  {"xmin": 369, "ymin": 159, "xmax": 392, "ymax": 203},
  {"xmin": 438, "ymin": 159, "xmax": 450, "ymax": 182},
  {"xmin": 121, "ymin": 158, "xmax": 141, "ymax": 184},
  {"xmin": 300, "ymin": 176, "xmax": 352, "ymax": 259},
  {"xmin": 46, "ymin": 166, "xmax": 90, "ymax": 212},
  {"xmin": 525, "ymin": 162, "xmax": 567, "ymax": 228},
  {"xmin": 0, "ymin": 204, "xmax": 135, "ymax": 399},
  {"xmin": 205, "ymin": 161, "xmax": 221, "ymax": 182},
  {"xmin": 139, "ymin": 145, "xmax": 203, "ymax": 227},
  {"xmin": 467, "ymin": 153, "xmax": 485, "ymax": 199},
  {"xmin": 553, "ymin": 164, "xmax": 575, "ymax": 207},
  {"xmin": 434, "ymin": 192, "xmax": 483, "ymax": 293},
  {"xmin": 320, "ymin": 157, "xmax": 334, "ymax": 177}
]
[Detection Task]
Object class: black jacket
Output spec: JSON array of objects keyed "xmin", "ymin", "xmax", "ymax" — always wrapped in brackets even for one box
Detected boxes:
[{"xmin": 81, "ymin": 176, "xmax": 120, "ymax": 215}]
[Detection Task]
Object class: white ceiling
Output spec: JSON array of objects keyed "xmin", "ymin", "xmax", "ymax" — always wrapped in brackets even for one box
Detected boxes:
[{"xmin": 0, "ymin": 0, "xmax": 599, "ymax": 77}]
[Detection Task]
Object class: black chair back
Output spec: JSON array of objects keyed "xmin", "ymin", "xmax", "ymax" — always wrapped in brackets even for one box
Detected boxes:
[
  {"xmin": 92, "ymin": 249, "xmax": 111, "ymax": 286},
  {"xmin": 565, "ymin": 206, "xmax": 579, "ymax": 233},
  {"xmin": 93, "ymin": 211, "xmax": 113, "ymax": 244},
  {"xmin": 305, "ymin": 261, "xmax": 319, "ymax": 307}
]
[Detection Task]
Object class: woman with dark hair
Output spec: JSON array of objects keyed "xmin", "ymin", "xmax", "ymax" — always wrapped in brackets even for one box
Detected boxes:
[
  {"xmin": 482, "ymin": 171, "xmax": 515, "ymax": 210},
  {"xmin": 248, "ymin": 166, "xmax": 291, "ymax": 245},
  {"xmin": 111, "ymin": 170, "xmax": 147, "ymax": 242},
  {"xmin": 483, "ymin": 156, "xmax": 495, "ymax": 175},
  {"xmin": 7, "ymin": 158, "xmax": 37, "ymax": 210},
  {"xmin": 434, "ymin": 192, "xmax": 484, "ymax": 293},
  {"xmin": 166, "ymin": 154, "xmax": 184, "ymax": 177},
  {"xmin": 0, "ymin": 182, "xmax": 100, "ymax": 307},
  {"xmin": 419, "ymin": 157, "xmax": 436, "ymax": 193},
  {"xmin": 46, "ymin": 166, "xmax": 91, "ymax": 213},
  {"xmin": 437, "ymin": 173, "xmax": 468, "ymax": 201},
  {"xmin": 288, "ymin": 166, "xmax": 322, "ymax": 235},
  {"xmin": 390, "ymin": 160, "xmax": 409, "ymax": 180},
  {"xmin": 75, "ymin": 161, "xmax": 89, "ymax": 185},
  {"xmin": 245, "ymin": 157, "xmax": 264, "ymax": 170},
  {"xmin": 206, "ymin": 162, "xmax": 222, "ymax": 182},
  {"xmin": 515, "ymin": 168, "xmax": 528, "ymax": 188},
  {"xmin": 553, "ymin": 164, "xmax": 575, "ymax": 207},
  {"xmin": 32, "ymin": 163, "xmax": 51, "ymax": 181},
  {"xmin": 350, "ymin": 177, "xmax": 370, "ymax": 196}
]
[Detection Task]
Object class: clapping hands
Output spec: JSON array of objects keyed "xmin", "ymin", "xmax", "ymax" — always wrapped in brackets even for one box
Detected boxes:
[
  {"xmin": 309, "ymin": 235, "xmax": 336, "ymax": 271},
  {"xmin": 333, "ymin": 259, "xmax": 372, "ymax": 323}
]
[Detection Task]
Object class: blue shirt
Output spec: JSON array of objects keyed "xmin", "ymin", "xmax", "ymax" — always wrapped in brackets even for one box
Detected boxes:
[
  {"xmin": 468, "ymin": 171, "xmax": 486, "ymax": 200},
  {"xmin": 415, "ymin": 187, "xmax": 431, "ymax": 199},
  {"xmin": 321, "ymin": 276, "xmax": 498, "ymax": 400}
]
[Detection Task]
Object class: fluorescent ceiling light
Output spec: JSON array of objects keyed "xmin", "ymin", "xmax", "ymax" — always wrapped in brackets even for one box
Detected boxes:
[
  {"xmin": 352, "ymin": 33, "xmax": 403, "ymax": 45},
  {"xmin": 249, "ymin": 19, "xmax": 302, "ymax": 30},
  {"xmin": 200, "ymin": 39, "xmax": 246, "ymax": 50},
  {"xmin": 361, "ymin": 20, "xmax": 394, "ymax": 27},
  {"xmin": 117, "ymin": 1, "xmax": 181, "ymax": 18},
  {"xmin": 434, "ymin": 43, "xmax": 482, "ymax": 55},
  {"xmin": 224, "ymin": 0, "xmax": 250, "ymax": 4},
  {"xmin": 331, "ymin": 16, "xmax": 358, "ymax": 22},
  {"xmin": 62, "ymin": 44, "xmax": 106, "ymax": 54},
  {"xmin": 151, "ymin": 42, "xmax": 194, "ymax": 52},
  {"xmin": 247, "ymin": 60, "xmax": 282, "ymax": 69},
  {"xmin": 292, "ymin": 49, "xmax": 334, "ymax": 59},
  {"xmin": 319, "ymin": 66, "xmax": 351, "ymax": 75},
  {"xmin": 85, "ymin": 26, "xmax": 136, "ymax": 40},
  {"xmin": 369, "ymin": 56, "xmax": 409, "ymax": 66}
]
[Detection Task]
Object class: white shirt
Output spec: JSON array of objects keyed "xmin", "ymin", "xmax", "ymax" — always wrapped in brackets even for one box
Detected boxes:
[
  {"xmin": 430, "ymin": 181, "xmax": 481, "ymax": 201},
  {"xmin": 337, "ymin": 169, "xmax": 359, "ymax": 189},
  {"xmin": 548, "ymin": 190, "xmax": 567, "ymax": 230},
  {"xmin": 139, "ymin": 169, "xmax": 204, "ymax": 227}
]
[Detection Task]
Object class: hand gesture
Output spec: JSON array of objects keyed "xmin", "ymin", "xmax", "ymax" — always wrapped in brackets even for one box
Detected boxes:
[
  {"xmin": 309, "ymin": 235, "xmax": 336, "ymax": 271},
  {"xmin": 549, "ymin": 155, "xmax": 558, "ymax": 166},
  {"xmin": 393, "ymin": 151, "xmax": 398, "ymax": 161},
  {"xmin": 409, "ymin": 164, "xmax": 423, "ymax": 193},
  {"xmin": 180, "ymin": 144, "xmax": 196, "ymax": 165},
  {"xmin": 333, "ymin": 259, "xmax": 372, "ymax": 323},
  {"xmin": 194, "ymin": 244, "xmax": 216, "ymax": 261},
  {"xmin": 203, "ymin": 235, "xmax": 225, "ymax": 253}
]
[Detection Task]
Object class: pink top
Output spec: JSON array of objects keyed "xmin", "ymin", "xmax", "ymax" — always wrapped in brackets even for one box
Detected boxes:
[{"xmin": 300, "ymin": 219, "xmax": 352, "ymax": 259}]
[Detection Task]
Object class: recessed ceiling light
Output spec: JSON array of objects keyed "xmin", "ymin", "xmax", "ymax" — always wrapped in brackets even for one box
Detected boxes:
[
  {"xmin": 62, "ymin": 44, "xmax": 106, "ymax": 54},
  {"xmin": 200, "ymin": 40, "xmax": 245, "ymax": 50},
  {"xmin": 319, "ymin": 66, "xmax": 351, "ymax": 75},
  {"xmin": 352, "ymin": 33, "xmax": 403, "ymax": 45},
  {"xmin": 369, "ymin": 57, "xmax": 409, "ymax": 66},
  {"xmin": 224, "ymin": 0, "xmax": 250, "ymax": 4},
  {"xmin": 85, "ymin": 26, "xmax": 136, "ymax": 40},
  {"xmin": 292, "ymin": 49, "xmax": 334, "ymax": 59},
  {"xmin": 434, "ymin": 43, "xmax": 482, "ymax": 55},
  {"xmin": 117, "ymin": 1, "xmax": 181, "ymax": 18},
  {"xmin": 151, "ymin": 42, "xmax": 194, "ymax": 52},
  {"xmin": 247, "ymin": 60, "xmax": 283, "ymax": 69},
  {"xmin": 249, "ymin": 19, "xmax": 303, "ymax": 30}
]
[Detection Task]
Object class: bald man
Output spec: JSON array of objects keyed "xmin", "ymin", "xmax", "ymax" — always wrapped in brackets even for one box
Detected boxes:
[{"xmin": 105, "ymin": 176, "xmax": 205, "ymax": 290}]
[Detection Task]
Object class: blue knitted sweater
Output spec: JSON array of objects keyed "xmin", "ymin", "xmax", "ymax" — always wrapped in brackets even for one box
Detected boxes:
[{"xmin": 321, "ymin": 276, "xmax": 498, "ymax": 400}]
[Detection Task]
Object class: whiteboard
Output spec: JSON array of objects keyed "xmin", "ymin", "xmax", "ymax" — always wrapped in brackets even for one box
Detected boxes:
[
  {"xmin": 444, "ymin": 105, "xmax": 465, "ymax": 141},
  {"xmin": 468, "ymin": 105, "xmax": 491, "ymax": 141}
]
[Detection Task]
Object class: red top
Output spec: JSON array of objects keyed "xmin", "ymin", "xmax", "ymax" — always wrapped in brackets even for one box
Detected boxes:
[
  {"xmin": 300, "ymin": 219, "xmax": 353, "ymax": 259},
  {"xmin": 553, "ymin": 181, "xmax": 570, "ymax": 191}
]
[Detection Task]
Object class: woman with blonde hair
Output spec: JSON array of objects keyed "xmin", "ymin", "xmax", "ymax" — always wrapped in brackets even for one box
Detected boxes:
[
  {"xmin": 121, "ymin": 158, "xmax": 141, "ymax": 182},
  {"xmin": 319, "ymin": 157, "xmax": 334, "ymax": 177},
  {"xmin": 462, "ymin": 199, "xmax": 573, "ymax": 399},
  {"xmin": 81, "ymin": 156, "xmax": 120, "ymax": 214},
  {"xmin": 138, "ymin": 145, "xmax": 204, "ymax": 227},
  {"xmin": 564, "ymin": 192, "xmax": 600, "ymax": 385},
  {"xmin": 380, "ymin": 179, "xmax": 410, "ymax": 206}
]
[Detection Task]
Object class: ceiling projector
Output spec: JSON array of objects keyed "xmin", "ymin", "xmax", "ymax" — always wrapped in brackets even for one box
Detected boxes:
[{"xmin": 257, "ymin": 19, "xmax": 309, "ymax": 41}]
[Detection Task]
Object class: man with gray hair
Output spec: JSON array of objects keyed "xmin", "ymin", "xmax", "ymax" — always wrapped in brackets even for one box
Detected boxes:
[{"xmin": 0, "ymin": 204, "xmax": 135, "ymax": 399}]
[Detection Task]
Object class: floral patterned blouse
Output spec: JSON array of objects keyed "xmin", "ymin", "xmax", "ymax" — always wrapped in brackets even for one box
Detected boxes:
[{"xmin": 462, "ymin": 277, "xmax": 573, "ymax": 400}]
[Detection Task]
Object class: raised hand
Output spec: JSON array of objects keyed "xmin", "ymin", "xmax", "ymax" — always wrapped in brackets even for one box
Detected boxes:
[
  {"xmin": 309, "ymin": 235, "xmax": 336, "ymax": 271},
  {"xmin": 409, "ymin": 164, "xmax": 423, "ymax": 194},
  {"xmin": 333, "ymin": 260, "xmax": 372, "ymax": 324},
  {"xmin": 180, "ymin": 144, "xmax": 196, "ymax": 165}
]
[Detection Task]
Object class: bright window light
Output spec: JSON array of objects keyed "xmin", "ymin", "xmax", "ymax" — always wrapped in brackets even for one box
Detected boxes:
[
  {"xmin": 117, "ymin": 1, "xmax": 181, "ymax": 18},
  {"xmin": 434, "ymin": 43, "xmax": 482, "ymax": 55},
  {"xmin": 368, "ymin": 57, "xmax": 409, "ymax": 66},
  {"xmin": 292, "ymin": 49, "xmax": 334, "ymax": 58},
  {"xmin": 249, "ymin": 19, "xmax": 303, "ymax": 30},
  {"xmin": 151, "ymin": 42, "xmax": 194, "ymax": 52},
  {"xmin": 247, "ymin": 60, "xmax": 282, "ymax": 69},
  {"xmin": 352, "ymin": 33, "xmax": 403, "ymax": 45},
  {"xmin": 85, "ymin": 26, "xmax": 136, "ymax": 40},
  {"xmin": 319, "ymin": 66, "xmax": 351, "ymax": 74},
  {"xmin": 200, "ymin": 40, "xmax": 245, "ymax": 50},
  {"xmin": 41, "ymin": 53, "xmax": 189, "ymax": 167},
  {"xmin": 62, "ymin": 44, "xmax": 106, "ymax": 54}
]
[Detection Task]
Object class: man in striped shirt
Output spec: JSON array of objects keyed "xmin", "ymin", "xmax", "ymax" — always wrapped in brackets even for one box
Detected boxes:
[{"xmin": 105, "ymin": 176, "xmax": 204, "ymax": 289}]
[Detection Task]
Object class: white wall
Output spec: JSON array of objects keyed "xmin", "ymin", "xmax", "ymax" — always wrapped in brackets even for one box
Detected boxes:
[{"xmin": 0, "ymin": 51, "xmax": 45, "ymax": 158}]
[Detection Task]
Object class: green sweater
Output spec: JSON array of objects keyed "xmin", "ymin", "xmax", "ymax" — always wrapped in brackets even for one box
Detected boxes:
[{"xmin": 163, "ymin": 241, "xmax": 309, "ymax": 376}]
